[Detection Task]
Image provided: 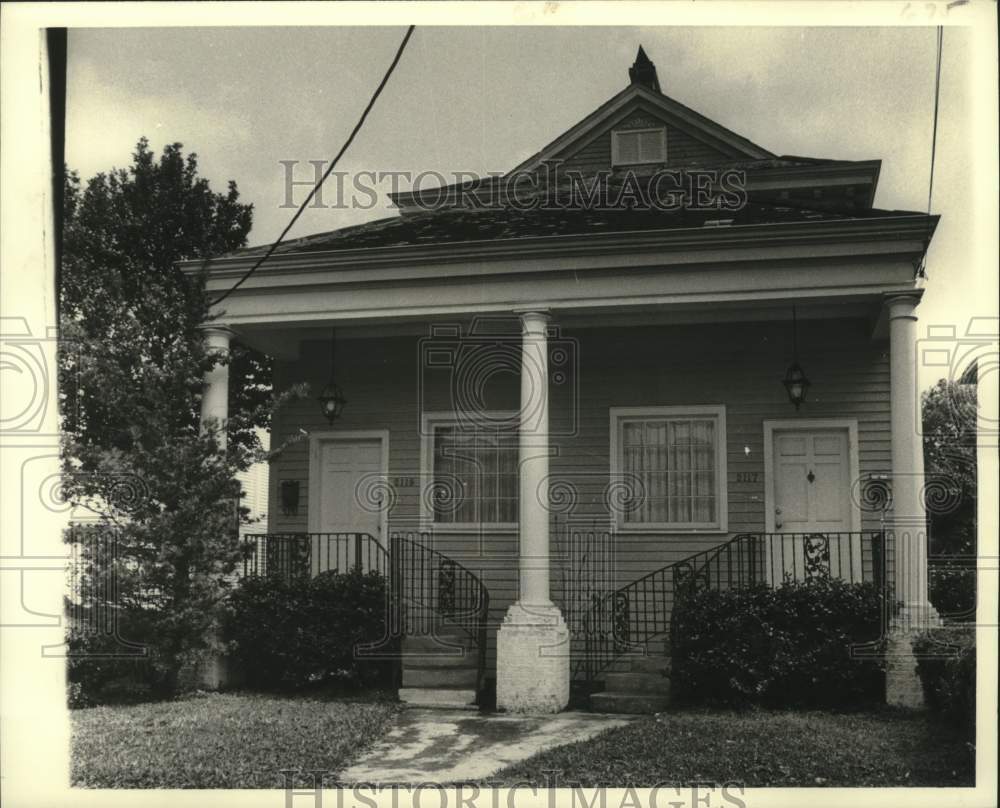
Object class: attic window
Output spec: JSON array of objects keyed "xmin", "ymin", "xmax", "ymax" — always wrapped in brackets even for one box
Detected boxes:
[{"xmin": 612, "ymin": 127, "xmax": 667, "ymax": 166}]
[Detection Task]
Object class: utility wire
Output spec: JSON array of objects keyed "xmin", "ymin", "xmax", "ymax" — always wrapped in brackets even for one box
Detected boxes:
[
  {"xmin": 919, "ymin": 25, "xmax": 944, "ymax": 278},
  {"xmin": 210, "ymin": 25, "xmax": 416, "ymax": 306}
]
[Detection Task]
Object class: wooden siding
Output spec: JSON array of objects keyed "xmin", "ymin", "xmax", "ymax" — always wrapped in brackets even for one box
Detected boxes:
[
  {"xmin": 267, "ymin": 318, "xmax": 890, "ymax": 666},
  {"xmin": 552, "ymin": 106, "xmax": 735, "ymax": 175}
]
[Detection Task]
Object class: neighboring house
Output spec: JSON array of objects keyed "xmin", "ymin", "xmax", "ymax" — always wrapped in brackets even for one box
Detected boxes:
[{"xmin": 184, "ymin": 48, "xmax": 939, "ymax": 713}]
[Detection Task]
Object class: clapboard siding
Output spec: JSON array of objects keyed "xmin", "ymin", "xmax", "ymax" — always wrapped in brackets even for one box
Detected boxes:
[
  {"xmin": 553, "ymin": 107, "xmax": 734, "ymax": 175},
  {"xmin": 267, "ymin": 318, "xmax": 890, "ymax": 668}
]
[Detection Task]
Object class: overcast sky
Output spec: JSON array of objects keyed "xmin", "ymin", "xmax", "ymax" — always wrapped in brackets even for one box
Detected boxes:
[{"xmin": 66, "ymin": 25, "xmax": 986, "ymax": 387}]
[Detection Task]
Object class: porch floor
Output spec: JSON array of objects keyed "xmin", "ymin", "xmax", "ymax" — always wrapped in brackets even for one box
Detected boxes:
[{"xmin": 338, "ymin": 708, "xmax": 632, "ymax": 784}]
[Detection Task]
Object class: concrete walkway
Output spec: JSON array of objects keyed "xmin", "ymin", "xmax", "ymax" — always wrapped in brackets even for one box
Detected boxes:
[{"xmin": 339, "ymin": 709, "xmax": 632, "ymax": 784}]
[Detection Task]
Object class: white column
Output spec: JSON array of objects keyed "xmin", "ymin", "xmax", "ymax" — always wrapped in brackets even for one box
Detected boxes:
[
  {"xmin": 885, "ymin": 294, "xmax": 938, "ymax": 708},
  {"xmin": 496, "ymin": 309, "xmax": 569, "ymax": 714},
  {"xmin": 199, "ymin": 326, "xmax": 233, "ymax": 449},
  {"xmin": 518, "ymin": 310, "xmax": 553, "ymax": 606},
  {"xmin": 887, "ymin": 295, "xmax": 935, "ymax": 625},
  {"xmin": 197, "ymin": 325, "xmax": 236, "ymax": 690}
]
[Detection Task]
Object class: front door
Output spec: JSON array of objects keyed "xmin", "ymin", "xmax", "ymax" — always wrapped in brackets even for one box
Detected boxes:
[
  {"xmin": 312, "ymin": 436, "xmax": 385, "ymax": 573},
  {"xmin": 769, "ymin": 427, "xmax": 859, "ymax": 580}
]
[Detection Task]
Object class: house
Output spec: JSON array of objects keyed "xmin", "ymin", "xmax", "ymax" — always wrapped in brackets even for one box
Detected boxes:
[{"xmin": 184, "ymin": 47, "xmax": 940, "ymax": 713}]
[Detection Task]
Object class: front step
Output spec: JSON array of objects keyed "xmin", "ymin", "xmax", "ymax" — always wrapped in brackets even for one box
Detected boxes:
[
  {"xmin": 399, "ymin": 632, "xmax": 481, "ymax": 709},
  {"xmin": 603, "ymin": 671, "xmax": 667, "ymax": 694},
  {"xmin": 398, "ymin": 687, "xmax": 478, "ymax": 710},
  {"xmin": 591, "ymin": 691, "xmax": 670, "ymax": 714},
  {"xmin": 402, "ymin": 666, "xmax": 478, "ymax": 689},
  {"xmin": 589, "ymin": 653, "xmax": 672, "ymax": 714}
]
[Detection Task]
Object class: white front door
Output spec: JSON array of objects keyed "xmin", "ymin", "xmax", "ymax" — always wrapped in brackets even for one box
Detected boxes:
[
  {"xmin": 312, "ymin": 435, "xmax": 385, "ymax": 573},
  {"xmin": 769, "ymin": 427, "xmax": 860, "ymax": 580}
]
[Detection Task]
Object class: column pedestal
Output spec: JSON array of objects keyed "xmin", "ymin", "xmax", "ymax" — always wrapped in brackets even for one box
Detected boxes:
[{"xmin": 496, "ymin": 603, "xmax": 570, "ymax": 714}]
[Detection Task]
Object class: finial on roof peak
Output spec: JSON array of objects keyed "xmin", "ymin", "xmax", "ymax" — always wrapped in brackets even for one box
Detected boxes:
[{"xmin": 629, "ymin": 45, "xmax": 660, "ymax": 93}]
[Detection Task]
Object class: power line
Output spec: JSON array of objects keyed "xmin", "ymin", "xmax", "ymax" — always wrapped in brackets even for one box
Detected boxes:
[
  {"xmin": 919, "ymin": 25, "xmax": 944, "ymax": 278},
  {"xmin": 209, "ymin": 25, "xmax": 416, "ymax": 307}
]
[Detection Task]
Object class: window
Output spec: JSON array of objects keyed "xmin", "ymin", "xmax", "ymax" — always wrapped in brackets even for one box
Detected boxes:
[
  {"xmin": 610, "ymin": 406, "xmax": 727, "ymax": 531},
  {"xmin": 423, "ymin": 414, "xmax": 518, "ymax": 528},
  {"xmin": 612, "ymin": 127, "xmax": 667, "ymax": 166}
]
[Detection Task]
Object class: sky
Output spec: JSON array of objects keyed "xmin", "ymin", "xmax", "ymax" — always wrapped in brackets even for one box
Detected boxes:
[{"xmin": 66, "ymin": 25, "xmax": 990, "ymax": 388}]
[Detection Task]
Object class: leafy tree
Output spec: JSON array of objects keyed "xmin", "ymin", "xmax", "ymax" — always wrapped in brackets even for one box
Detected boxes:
[
  {"xmin": 60, "ymin": 139, "xmax": 301, "ymax": 697},
  {"xmin": 921, "ymin": 377, "xmax": 978, "ymax": 621}
]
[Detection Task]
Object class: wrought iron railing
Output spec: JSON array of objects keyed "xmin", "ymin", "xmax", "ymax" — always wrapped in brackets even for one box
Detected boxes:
[
  {"xmin": 241, "ymin": 532, "xmax": 389, "ymax": 582},
  {"xmin": 389, "ymin": 531, "xmax": 490, "ymax": 695},
  {"xmin": 579, "ymin": 530, "xmax": 892, "ymax": 683}
]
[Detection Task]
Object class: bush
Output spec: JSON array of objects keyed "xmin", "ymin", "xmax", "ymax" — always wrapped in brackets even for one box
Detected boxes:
[
  {"xmin": 66, "ymin": 608, "xmax": 173, "ymax": 707},
  {"xmin": 929, "ymin": 563, "xmax": 977, "ymax": 623},
  {"xmin": 670, "ymin": 578, "xmax": 886, "ymax": 708},
  {"xmin": 913, "ymin": 627, "xmax": 975, "ymax": 737},
  {"xmin": 224, "ymin": 568, "xmax": 393, "ymax": 691}
]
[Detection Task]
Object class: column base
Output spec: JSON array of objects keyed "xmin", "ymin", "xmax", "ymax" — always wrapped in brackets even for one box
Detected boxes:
[
  {"xmin": 496, "ymin": 602, "xmax": 570, "ymax": 714},
  {"xmin": 885, "ymin": 604, "xmax": 942, "ymax": 710}
]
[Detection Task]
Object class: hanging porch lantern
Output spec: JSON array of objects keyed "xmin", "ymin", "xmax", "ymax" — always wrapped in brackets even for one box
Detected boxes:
[
  {"xmin": 318, "ymin": 327, "xmax": 348, "ymax": 423},
  {"xmin": 782, "ymin": 306, "xmax": 811, "ymax": 410}
]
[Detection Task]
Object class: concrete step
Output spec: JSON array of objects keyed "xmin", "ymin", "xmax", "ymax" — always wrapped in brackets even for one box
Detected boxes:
[
  {"xmin": 629, "ymin": 655, "xmax": 670, "ymax": 675},
  {"xmin": 401, "ymin": 635, "xmax": 476, "ymax": 666},
  {"xmin": 402, "ymin": 666, "xmax": 479, "ymax": 689},
  {"xmin": 398, "ymin": 687, "xmax": 478, "ymax": 710},
  {"xmin": 590, "ymin": 691, "xmax": 671, "ymax": 714},
  {"xmin": 604, "ymin": 671, "xmax": 669, "ymax": 694}
]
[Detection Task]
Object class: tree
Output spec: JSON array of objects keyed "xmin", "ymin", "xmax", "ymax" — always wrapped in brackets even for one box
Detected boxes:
[
  {"xmin": 60, "ymin": 139, "xmax": 299, "ymax": 697},
  {"xmin": 921, "ymin": 377, "xmax": 978, "ymax": 621}
]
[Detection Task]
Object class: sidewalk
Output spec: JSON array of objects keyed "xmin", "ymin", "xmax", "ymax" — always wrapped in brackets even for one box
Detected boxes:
[{"xmin": 339, "ymin": 708, "xmax": 632, "ymax": 784}]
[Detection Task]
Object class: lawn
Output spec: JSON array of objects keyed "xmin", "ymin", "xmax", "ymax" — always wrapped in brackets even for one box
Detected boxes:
[
  {"xmin": 71, "ymin": 691, "xmax": 401, "ymax": 788},
  {"xmin": 483, "ymin": 709, "xmax": 975, "ymax": 788}
]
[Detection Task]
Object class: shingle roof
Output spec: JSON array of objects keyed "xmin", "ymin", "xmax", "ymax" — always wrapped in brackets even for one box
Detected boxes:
[{"xmin": 229, "ymin": 198, "xmax": 923, "ymax": 258}]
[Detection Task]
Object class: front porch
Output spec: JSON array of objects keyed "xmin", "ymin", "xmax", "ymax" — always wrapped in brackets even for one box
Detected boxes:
[{"xmin": 199, "ymin": 300, "xmax": 934, "ymax": 713}]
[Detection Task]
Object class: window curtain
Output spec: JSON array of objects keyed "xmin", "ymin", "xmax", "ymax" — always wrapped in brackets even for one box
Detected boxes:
[
  {"xmin": 433, "ymin": 424, "xmax": 517, "ymax": 524},
  {"xmin": 622, "ymin": 417, "xmax": 716, "ymax": 525}
]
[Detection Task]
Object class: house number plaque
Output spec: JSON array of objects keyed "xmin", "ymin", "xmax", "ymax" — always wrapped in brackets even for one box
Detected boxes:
[
  {"xmin": 735, "ymin": 472, "xmax": 759, "ymax": 483},
  {"xmin": 392, "ymin": 476, "xmax": 417, "ymax": 488}
]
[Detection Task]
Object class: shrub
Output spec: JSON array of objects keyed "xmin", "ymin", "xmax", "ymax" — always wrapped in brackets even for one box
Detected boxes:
[
  {"xmin": 670, "ymin": 578, "xmax": 886, "ymax": 708},
  {"xmin": 224, "ymin": 568, "xmax": 393, "ymax": 691},
  {"xmin": 913, "ymin": 627, "xmax": 976, "ymax": 737},
  {"xmin": 929, "ymin": 563, "xmax": 977, "ymax": 623},
  {"xmin": 66, "ymin": 608, "xmax": 173, "ymax": 707}
]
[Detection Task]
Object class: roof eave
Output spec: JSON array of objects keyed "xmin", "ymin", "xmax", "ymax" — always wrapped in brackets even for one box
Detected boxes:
[{"xmin": 180, "ymin": 212, "xmax": 940, "ymax": 279}]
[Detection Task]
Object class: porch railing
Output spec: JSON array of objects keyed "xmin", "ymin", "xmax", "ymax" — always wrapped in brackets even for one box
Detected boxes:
[
  {"xmin": 579, "ymin": 530, "xmax": 892, "ymax": 683},
  {"xmin": 241, "ymin": 532, "xmax": 389, "ymax": 582},
  {"xmin": 389, "ymin": 531, "xmax": 490, "ymax": 695}
]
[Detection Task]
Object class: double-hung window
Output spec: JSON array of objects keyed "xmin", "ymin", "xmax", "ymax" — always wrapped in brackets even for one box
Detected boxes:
[
  {"xmin": 610, "ymin": 406, "xmax": 727, "ymax": 531},
  {"xmin": 423, "ymin": 414, "xmax": 518, "ymax": 529}
]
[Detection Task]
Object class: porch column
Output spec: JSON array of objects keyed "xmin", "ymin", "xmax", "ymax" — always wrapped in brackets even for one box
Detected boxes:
[
  {"xmin": 199, "ymin": 325, "xmax": 233, "ymax": 449},
  {"xmin": 197, "ymin": 324, "xmax": 235, "ymax": 690},
  {"xmin": 885, "ymin": 294, "xmax": 939, "ymax": 708},
  {"xmin": 496, "ymin": 309, "xmax": 570, "ymax": 713}
]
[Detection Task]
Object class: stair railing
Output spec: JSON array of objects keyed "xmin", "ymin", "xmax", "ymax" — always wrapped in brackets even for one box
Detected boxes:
[
  {"xmin": 580, "ymin": 530, "xmax": 889, "ymax": 684},
  {"xmin": 388, "ymin": 531, "xmax": 491, "ymax": 695}
]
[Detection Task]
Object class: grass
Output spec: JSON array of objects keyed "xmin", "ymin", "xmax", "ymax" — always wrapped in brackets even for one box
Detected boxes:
[
  {"xmin": 71, "ymin": 690, "xmax": 401, "ymax": 788},
  {"xmin": 484, "ymin": 708, "xmax": 975, "ymax": 787}
]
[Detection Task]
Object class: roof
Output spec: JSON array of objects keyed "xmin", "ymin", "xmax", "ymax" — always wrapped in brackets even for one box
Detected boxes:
[{"xmin": 228, "ymin": 199, "xmax": 930, "ymax": 258}]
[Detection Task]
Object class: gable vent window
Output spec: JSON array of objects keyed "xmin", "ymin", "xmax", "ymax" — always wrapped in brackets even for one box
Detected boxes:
[{"xmin": 612, "ymin": 127, "xmax": 667, "ymax": 166}]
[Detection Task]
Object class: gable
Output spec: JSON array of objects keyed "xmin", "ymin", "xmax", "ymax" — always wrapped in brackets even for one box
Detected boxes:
[
  {"xmin": 509, "ymin": 82, "xmax": 774, "ymax": 177},
  {"xmin": 551, "ymin": 104, "xmax": 742, "ymax": 175}
]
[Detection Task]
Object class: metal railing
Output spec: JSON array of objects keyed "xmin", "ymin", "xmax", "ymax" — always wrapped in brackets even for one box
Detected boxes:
[
  {"xmin": 241, "ymin": 532, "xmax": 389, "ymax": 582},
  {"xmin": 579, "ymin": 530, "xmax": 892, "ymax": 684},
  {"xmin": 389, "ymin": 531, "xmax": 490, "ymax": 695}
]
